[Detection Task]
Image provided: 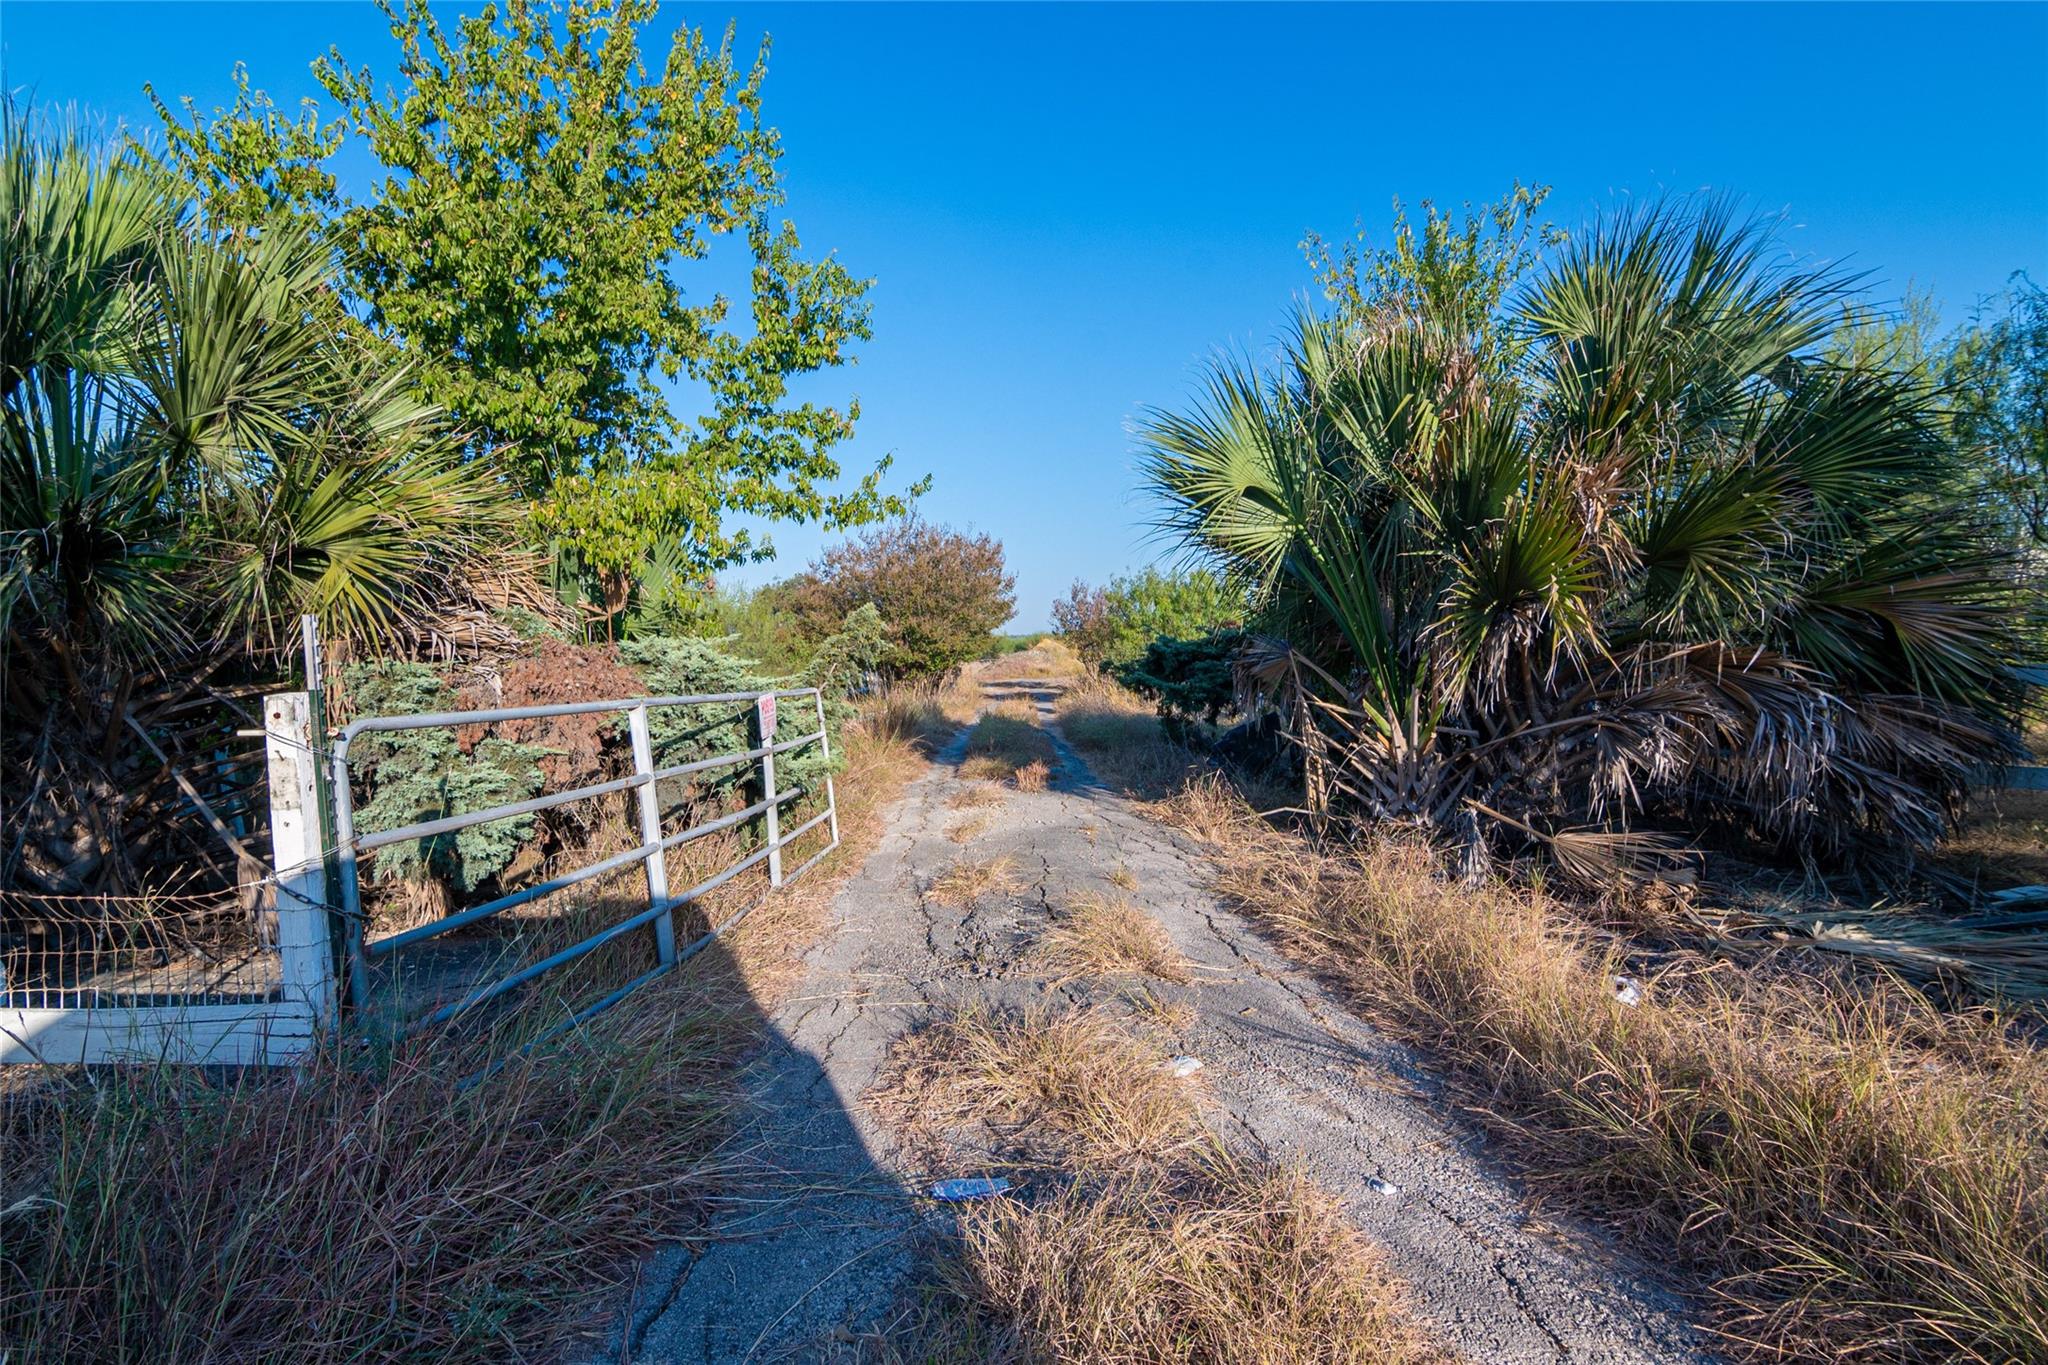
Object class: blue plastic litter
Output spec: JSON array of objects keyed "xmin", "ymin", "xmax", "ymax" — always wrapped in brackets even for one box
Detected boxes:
[{"xmin": 928, "ymin": 1176, "xmax": 1013, "ymax": 1201}]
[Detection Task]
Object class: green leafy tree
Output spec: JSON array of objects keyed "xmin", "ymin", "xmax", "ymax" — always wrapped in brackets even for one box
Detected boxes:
[
  {"xmin": 787, "ymin": 519, "xmax": 1015, "ymax": 678},
  {"xmin": 1052, "ymin": 566, "xmax": 1241, "ymax": 669},
  {"xmin": 1302, "ymin": 181, "xmax": 1563, "ymax": 358},
  {"xmin": 151, "ymin": 0, "xmax": 923, "ymax": 594},
  {"xmin": 1946, "ymin": 273, "xmax": 2048, "ymax": 548},
  {"xmin": 1825, "ymin": 284, "xmax": 1944, "ymax": 386}
]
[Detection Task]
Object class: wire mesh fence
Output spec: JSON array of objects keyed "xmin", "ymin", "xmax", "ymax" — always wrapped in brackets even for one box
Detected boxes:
[{"xmin": 1, "ymin": 884, "xmax": 281, "ymax": 1011}]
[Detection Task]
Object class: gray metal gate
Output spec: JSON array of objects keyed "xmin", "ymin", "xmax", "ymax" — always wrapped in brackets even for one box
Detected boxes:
[{"xmin": 328, "ymin": 687, "xmax": 838, "ymax": 1038}]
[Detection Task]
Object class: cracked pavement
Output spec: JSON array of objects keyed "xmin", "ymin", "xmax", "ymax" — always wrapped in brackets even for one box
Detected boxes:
[{"xmin": 580, "ymin": 678, "xmax": 1708, "ymax": 1363}]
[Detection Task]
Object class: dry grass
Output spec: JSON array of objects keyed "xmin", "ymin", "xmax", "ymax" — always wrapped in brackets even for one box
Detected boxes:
[
  {"xmin": 1, "ymin": 703, "xmax": 931, "ymax": 1363},
  {"xmin": 1107, "ymin": 864, "xmax": 1139, "ymax": 891},
  {"xmin": 925, "ymin": 855, "xmax": 1024, "ymax": 907},
  {"xmin": 1038, "ymin": 891, "xmax": 1187, "ymax": 984},
  {"xmin": 872, "ymin": 1004, "xmax": 1202, "ymax": 1169},
  {"xmin": 1126, "ymin": 985, "xmax": 1197, "ymax": 1034},
  {"xmin": 2, "ymin": 995, "xmax": 739, "ymax": 1363},
  {"xmin": 1054, "ymin": 678, "xmax": 1209, "ymax": 800},
  {"xmin": 947, "ymin": 813, "xmax": 993, "ymax": 844},
  {"xmin": 869, "ymin": 1001, "xmax": 1444, "ymax": 1364},
  {"xmin": 947, "ymin": 784, "xmax": 1006, "ymax": 810},
  {"xmin": 1172, "ymin": 793, "xmax": 2048, "ymax": 1363},
  {"xmin": 862, "ymin": 684, "xmax": 963, "ymax": 755},
  {"xmin": 931, "ymin": 1152, "xmax": 1448, "ymax": 1365},
  {"xmin": 959, "ymin": 711, "xmax": 1057, "ymax": 786},
  {"xmin": 1011, "ymin": 759, "xmax": 1050, "ymax": 792},
  {"xmin": 1935, "ymin": 788, "xmax": 2048, "ymax": 890},
  {"xmin": 981, "ymin": 638, "xmax": 1086, "ymax": 681}
]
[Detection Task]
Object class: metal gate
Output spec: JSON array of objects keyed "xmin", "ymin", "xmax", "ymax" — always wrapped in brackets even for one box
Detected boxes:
[{"xmin": 329, "ymin": 687, "xmax": 838, "ymax": 1038}]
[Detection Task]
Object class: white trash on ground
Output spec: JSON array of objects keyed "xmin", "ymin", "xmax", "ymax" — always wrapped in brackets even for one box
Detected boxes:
[
  {"xmin": 1613, "ymin": 975, "xmax": 1643, "ymax": 1007},
  {"xmin": 1168, "ymin": 1055, "xmax": 1204, "ymax": 1078},
  {"xmin": 928, "ymin": 1176, "xmax": 1012, "ymax": 1201},
  {"xmin": 1367, "ymin": 1175, "xmax": 1401, "ymax": 1197}
]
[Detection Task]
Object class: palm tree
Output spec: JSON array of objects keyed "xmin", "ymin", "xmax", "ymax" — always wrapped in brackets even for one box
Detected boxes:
[
  {"xmin": 1, "ymin": 109, "xmax": 512, "ymax": 894},
  {"xmin": 2, "ymin": 111, "xmax": 510, "ymax": 682},
  {"xmin": 1142, "ymin": 201, "xmax": 2031, "ymax": 870}
]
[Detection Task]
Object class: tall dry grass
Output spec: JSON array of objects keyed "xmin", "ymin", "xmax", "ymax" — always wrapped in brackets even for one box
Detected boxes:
[
  {"xmin": 869, "ymin": 1003, "xmax": 1446, "ymax": 1363},
  {"xmin": 2, "ymin": 995, "xmax": 738, "ymax": 1361},
  {"xmin": 1174, "ymin": 801, "xmax": 2048, "ymax": 1362},
  {"xmin": 1045, "ymin": 686, "xmax": 2048, "ymax": 1359}
]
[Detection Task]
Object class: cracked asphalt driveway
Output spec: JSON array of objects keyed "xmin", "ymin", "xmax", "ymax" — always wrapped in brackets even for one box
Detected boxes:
[{"xmin": 582, "ymin": 678, "xmax": 1707, "ymax": 1363}]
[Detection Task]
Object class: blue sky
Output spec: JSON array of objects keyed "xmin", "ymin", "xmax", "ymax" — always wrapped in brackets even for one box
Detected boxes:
[{"xmin": 5, "ymin": 2, "xmax": 2045, "ymax": 629}]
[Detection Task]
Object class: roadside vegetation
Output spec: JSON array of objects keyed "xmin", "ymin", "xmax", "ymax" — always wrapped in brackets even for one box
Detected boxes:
[
  {"xmin": 1016, "ymin": 187, "xmax": 2048, "ymax": 1361},
  {"xmin": 1143, "ymin": 199, "xmax": 2035, "ymax": 873},
  {"xmin": 2, "ymin": 15, "xmax": 1016, "ymax": 1345},
  {"xmin": 1037, "ymin": 666, "xmax": 2048, "ymax": 1360},
  {"xmin": 871, "ymin": 1004, "xmax": 1446, "ymax": 1364},
  {"xmin": 1051, "ymin": 566, "xmax": 1241, "ymax": 672},
  {"xmin": 1, "ymin": 699, "xmax": 930, "ymax": 1361}
]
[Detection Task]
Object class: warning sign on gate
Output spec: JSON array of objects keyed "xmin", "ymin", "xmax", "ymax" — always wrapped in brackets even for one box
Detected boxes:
[{"xmin": 757, "ymin": 693, "xmax": 777, "ymax": 742}]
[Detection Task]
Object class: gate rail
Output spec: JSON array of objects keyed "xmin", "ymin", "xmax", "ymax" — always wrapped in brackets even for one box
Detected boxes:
[{"xmin": 330, "ymin": 687, "xmax": 838, "ymax": 1038}]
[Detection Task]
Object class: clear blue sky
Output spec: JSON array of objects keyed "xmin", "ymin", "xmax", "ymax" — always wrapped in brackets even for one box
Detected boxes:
[{"xmin": 5, "ymin": 2, "xmax": 2045, "ymax": 629}]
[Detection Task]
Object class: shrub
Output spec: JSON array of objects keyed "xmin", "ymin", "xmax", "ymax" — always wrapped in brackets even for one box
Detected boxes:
[
  {"xmin": 622, "ymin": 634, "xmax": 839, "ymax": 797},
  {"xmin": 1052, "ymin": 567, "xmax": 1240, "ymax": 670},
  {"xmin": 346, "ymin": 662, "xmax": 547, "ymax": 892},
  {"xmin": 787, "ymin": 518, "xmax": 1016, "ymax": 678},
  {"xmin": 1116, "ymin": 630, "xmax": 1243, "ymax": 742}
]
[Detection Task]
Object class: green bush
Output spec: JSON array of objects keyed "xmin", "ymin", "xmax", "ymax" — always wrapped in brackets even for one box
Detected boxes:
[
  {"xmin": 345, "ymin": 663, "xmax": 548, "ymax": 892},
  {"xmin": 1053, "ymin": 568, "xmax": 1241, "ymax": 670},
  {"xmin": 783, "ymin": 518, "xmax": 1017, "ymax": 678},
  {"xmin": 1116, "ymin": 630, "xmax": 1245, "ymax": 743},
  {"xmin": 623, "ymin": 634, "xmax": 841, "ymax": 799}
]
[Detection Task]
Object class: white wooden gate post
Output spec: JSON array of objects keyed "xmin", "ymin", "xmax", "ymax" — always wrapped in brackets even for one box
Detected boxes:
[{"xmin": 265, "ymin": 691, "xmax": 337, "ymax": 1036}]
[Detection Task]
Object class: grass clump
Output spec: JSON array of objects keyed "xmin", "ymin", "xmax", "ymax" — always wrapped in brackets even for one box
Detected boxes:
[
  {"xmin": 947, "ymin": 813, "xmax": 993, "ymax": 844},
  {"xmin": 935, "ymin": 1152, "xmax": 1447, "ymax": 1365},
  {"xmin": 874, "ymin": 1005, "xmax": 1200, "ymax": 1168},
  {"xmin": 1038, "ymin": 892, "xmax": 1187, "ymax": 984},
  {"xmin": 925, "ymin": 855, "xmax": 1024, "ymax": 907},
  {"xmin": 870, "ymin": 1003, "xmax": 1444, "ymax": 1364},
  {"xmin": 1190, "ymin": 810, "xmax": 2048, "ymax": 1363},
  {"xmin": 959, "ymin": 710, "xmax": 1057, "ymax": 786},
  {"xmin": 0, "ymin": 1000, "xmax": 737, "ymax": 1362}
]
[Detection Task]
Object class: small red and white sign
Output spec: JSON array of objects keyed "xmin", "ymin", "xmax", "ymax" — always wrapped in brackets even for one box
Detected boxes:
[{"xmin": 757, "ymin": 694, "xmax": 777, "ymax": 742}]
